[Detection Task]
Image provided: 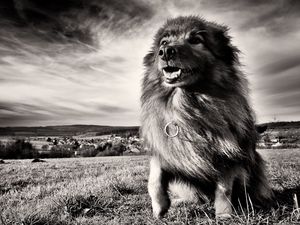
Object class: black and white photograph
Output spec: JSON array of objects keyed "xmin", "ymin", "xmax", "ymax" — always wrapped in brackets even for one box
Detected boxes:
[{"xmin": 0, "ymin": 0, "xmax": 300, "ymax": 224}]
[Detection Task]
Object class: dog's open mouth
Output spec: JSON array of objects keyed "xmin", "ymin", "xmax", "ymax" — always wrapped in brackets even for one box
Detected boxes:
[
  {"xmin": 162, "ymin": 67, "xmax": 199, "ymax": 84},
  {"xmin": 162, "ymin": 67, "xmax": 182, "ymax": 83}
]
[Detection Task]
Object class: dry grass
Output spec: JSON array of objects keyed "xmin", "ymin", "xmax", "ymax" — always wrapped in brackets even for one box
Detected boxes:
[{"xmin": 0, "ymin": 150, "xmax": 300, "ymax": 225}]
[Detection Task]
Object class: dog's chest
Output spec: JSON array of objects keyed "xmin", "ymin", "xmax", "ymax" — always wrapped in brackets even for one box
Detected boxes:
[
  {"xmin": 142, "ymin": 89, "xmax": 245, "ymax": 177},
  {"xmin": 144, "ymin": 89, "xmax": 213, "ymax": 150},
  {"xmin": 168, "ymin": 89, "xmax": 213, "ymax": 125}
]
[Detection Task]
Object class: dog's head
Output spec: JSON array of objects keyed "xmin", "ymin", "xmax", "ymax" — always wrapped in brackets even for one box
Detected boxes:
[{"xmin": 144, "ymin": 16, "xmax": 239, "ymax": 88}]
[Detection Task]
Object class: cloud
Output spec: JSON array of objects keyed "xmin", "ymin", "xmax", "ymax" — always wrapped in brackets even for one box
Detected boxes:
[
  {"xmin": 0, "ymin": 0, "xmax": 300, "ymax": 126},
  {"xmin": 0, "ymin": 100, "xmax": 134, "ymax": 126},
  {"xmin": 1, "ymin": 0, "xmax": 154, "ymax": 44},
  {"xmin": 197, "ymin": 0, "xmax": 300, "ymax": 35},
  {"xmin": 238, "ymin": 0, "xmax": 300, "ymax": 34},
  {"xmin": 97, "ymin": 104, "xmax": 131, "ymax": 113},
  {"xmin": 259, "ymin": 54, "xmax": 300, "ymax": 75},
  {"xmin": 0, "ymin": 101, "xmax": 52, "ymax": 126}
]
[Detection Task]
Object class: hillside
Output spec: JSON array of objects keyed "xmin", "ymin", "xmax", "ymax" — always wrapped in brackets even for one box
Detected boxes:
[
  {"xmin": 260, "ymin": 121, "xmax": 300, "ymax": 129},
  {"xmin": 0, "ymin": 125, "xmax": 139, "ymax": 137},
  {"xmin": 0, "ymin": 121, "xmax": 300, "ymax": 137}
]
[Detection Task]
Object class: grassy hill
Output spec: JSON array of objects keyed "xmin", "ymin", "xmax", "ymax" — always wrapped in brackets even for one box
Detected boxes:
[
  {"xmin": 260, "ymin": 121, "xmax": 300, "ymax": 129},
  {"xmin": 0, "ymin": 125, "xmax": 139, "ymax": 137}
]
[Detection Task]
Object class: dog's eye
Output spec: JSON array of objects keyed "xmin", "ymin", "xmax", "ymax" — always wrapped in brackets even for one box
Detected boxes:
[
  {"xmin": 160, "ymin": 40, "xmax": 168, "ymax": 46},
  {"xmin": 188, "ymin": 36, "xmax": 203, "ymax": 45}
]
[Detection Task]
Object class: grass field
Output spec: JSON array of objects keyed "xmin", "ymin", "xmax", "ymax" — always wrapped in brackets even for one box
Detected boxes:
[{"xmin": 0, "ymin": 149, "xmax": 300, "ymax": 225}]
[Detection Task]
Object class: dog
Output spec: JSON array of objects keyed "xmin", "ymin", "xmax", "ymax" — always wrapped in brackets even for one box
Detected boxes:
[{"xmin": 140, "ymin": 16, "xmax": 273, "ymax": 219}]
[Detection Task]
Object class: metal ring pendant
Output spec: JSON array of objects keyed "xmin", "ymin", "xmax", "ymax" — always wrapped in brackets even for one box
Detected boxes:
[{"xmin": 164, "ymin": 121, "xmax": 179, "ymax": 138}]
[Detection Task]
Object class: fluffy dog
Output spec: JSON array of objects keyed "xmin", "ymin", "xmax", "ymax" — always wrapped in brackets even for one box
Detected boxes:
[{"xmin": 141, "ymin": 16, "xmax": 273, "ymax": 219}]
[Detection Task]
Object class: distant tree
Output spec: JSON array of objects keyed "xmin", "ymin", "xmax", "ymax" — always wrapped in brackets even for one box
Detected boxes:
[
  {"xmin": 0, "ymin": 141, "xmax": 5, "ymax": 158},
  {"xmin": 42, "ymin": 144, "xmax": 49, "ymax": 151},
  {"xmin": 263, "ymin": 134, "xmax": 271, "ymax": 143},
  {"xmin": 72, "ymin": 140, "xmax": 80, "ymax": 150},
  {"xmin": 111, "ymin": 141, "xmax": 126, "ymax": 154},
  {"xmin": 48, "ymin": 145, "xmax": 73, "ymax": 158},
  {"xmin": 96, "ymin": 142, "xmax": 112, "ymax": 152},
  {"xmin": 53, "ymin": 138, "xmax": 58, "ymax": 145},
  {"xmin": 80, "ymin": 147, "xmax": 98, "ymax": 157},
  {"xmin": 1, "ymin": 139, "xmax": 38, "ymax": 159},
  {"xmin": 96, "ymin": 141, "xmax": 126, "ymax": 157}
]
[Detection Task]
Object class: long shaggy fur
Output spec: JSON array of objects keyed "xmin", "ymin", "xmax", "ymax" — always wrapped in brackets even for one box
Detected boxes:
[{"xmin": 141, "ymin": 16, "xmax": 273, "ymax": 218}]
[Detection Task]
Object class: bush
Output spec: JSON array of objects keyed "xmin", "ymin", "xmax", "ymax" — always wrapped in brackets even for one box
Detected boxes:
[
  {"xmin": 96, "ymin": 142, "xmax": 112, "ymax": 152},
  {"xmin": 0, "ymin": 139, "xmax": 38, "ymax": 159},
  {"xmin": 96, "ymin": 141, "xmax": 126, "ymax": 157},
  {"xmin": 46, "ymin": 145, "xmax": 73, "ymax": 158},
  {"xmin": 96, "ymin": 149, "xmax": 122, "ymax": 157},
  {"xmin": 80, "ymin": 147, "xmax": 98, "ymax": 157}
]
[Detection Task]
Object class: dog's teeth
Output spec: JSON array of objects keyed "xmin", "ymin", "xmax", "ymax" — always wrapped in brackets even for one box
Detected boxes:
[{"xmin": 163, "ymin": 69, "xmax": 181, "ymax": 79}]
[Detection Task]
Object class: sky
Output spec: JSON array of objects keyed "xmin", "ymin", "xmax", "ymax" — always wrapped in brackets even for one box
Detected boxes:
[{"xmin": 0, "ymin": 0, "xmax": 300, "ymax": 127}]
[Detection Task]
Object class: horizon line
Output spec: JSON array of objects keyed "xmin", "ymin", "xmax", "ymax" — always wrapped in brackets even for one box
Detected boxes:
[{"xmin": 1, "ymin": 120, "xmax": 300, "ymax": 128}]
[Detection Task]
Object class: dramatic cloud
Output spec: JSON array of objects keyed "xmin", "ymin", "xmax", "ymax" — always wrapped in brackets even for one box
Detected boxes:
[
  {"xmin": 0, "ymin": 0, "xmax": 299, "ymax": 126},
  {"xmin": 259, "ymin": 53, "xmax": 300, "ymax": 75},
  {"xmin": 5, "ymin": 0, "xmax": 153, "ymax": 44}
]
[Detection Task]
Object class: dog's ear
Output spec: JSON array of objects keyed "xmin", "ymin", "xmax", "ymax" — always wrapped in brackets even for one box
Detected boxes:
[
  {"xmin": 143, "ymin": 51, "xmax": 155, "ymax": 67},
  {"xmin": 205, "ymin": 23, "xmax": 239, "ymax": 65}
]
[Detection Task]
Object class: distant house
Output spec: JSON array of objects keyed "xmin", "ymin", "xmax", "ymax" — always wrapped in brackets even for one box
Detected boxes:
[
  {"xmin": 129, "ymin": 147, "xmax": 140, "ymax": 153},
  {"xmin": 272, "ymin": 142, "xmax": 283, "ymax": 147},
  {"xmin": 270, "ymin": 138, "xmax": 279, "ymax": 143},
  {"xmin": 257, "ymin": 142, "xmax": 267, "ymax": 147},
  {"xmin": 79, "ymin": 144, "xmax": 95, "ymax": 150}
]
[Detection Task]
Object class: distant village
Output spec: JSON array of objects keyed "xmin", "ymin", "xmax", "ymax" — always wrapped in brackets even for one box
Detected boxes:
[
  {"xmin": 257, "ymin": 130, "xmax": 300, "ymax": 149},
  {"xmin": 1, "ymin": 123, "xmax": 300, "ymax": 159},
  {"xmin": 0, "ymin": 133, "xmax": 145, "ymax": 159}
]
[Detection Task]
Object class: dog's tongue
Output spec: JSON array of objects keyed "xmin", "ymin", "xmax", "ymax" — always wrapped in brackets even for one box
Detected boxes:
[{"xmin": 163, "ymin": 67, "xmax": 181, "ymax": 82}]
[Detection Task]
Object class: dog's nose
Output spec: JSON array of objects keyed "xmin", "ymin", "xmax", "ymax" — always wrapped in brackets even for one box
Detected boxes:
[{"xmin": 159, "ymin": 46, "xmax": 176, "ymax": 61}]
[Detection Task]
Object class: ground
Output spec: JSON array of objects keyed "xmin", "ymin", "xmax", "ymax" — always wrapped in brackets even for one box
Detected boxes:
[{"xmin": 0, "ymin": 149, "xmax": 300, "ymax": 225}]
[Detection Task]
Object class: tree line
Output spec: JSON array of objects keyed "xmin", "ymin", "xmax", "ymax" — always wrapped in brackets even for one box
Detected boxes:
[
  {"xmin": 0, "ymin": 140, "xmax": 38, "ymax": 159},
  {"xmin": 0, "ymin": 139, "xmax": 133, "ymax": 159}
]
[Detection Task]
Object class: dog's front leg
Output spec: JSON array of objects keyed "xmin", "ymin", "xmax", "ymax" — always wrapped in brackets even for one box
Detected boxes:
[
  {"xmin": 148, "ymin": 156, "xmax": 170, "ymax": 218},
  {"xmin": 214, "ymin": 170, "xmax": 235, "ymax": 219}
]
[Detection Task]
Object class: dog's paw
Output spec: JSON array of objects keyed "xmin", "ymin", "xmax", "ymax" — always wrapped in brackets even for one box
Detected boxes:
[{"xmin": 152, "ymin": 198, "xmax": 170, "ymax": 219}]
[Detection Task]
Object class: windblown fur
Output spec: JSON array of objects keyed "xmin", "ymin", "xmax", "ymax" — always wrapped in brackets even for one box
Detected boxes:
[{"xmin": 141, "ymin": 16, "xmax": 273, "ymax": 218}]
